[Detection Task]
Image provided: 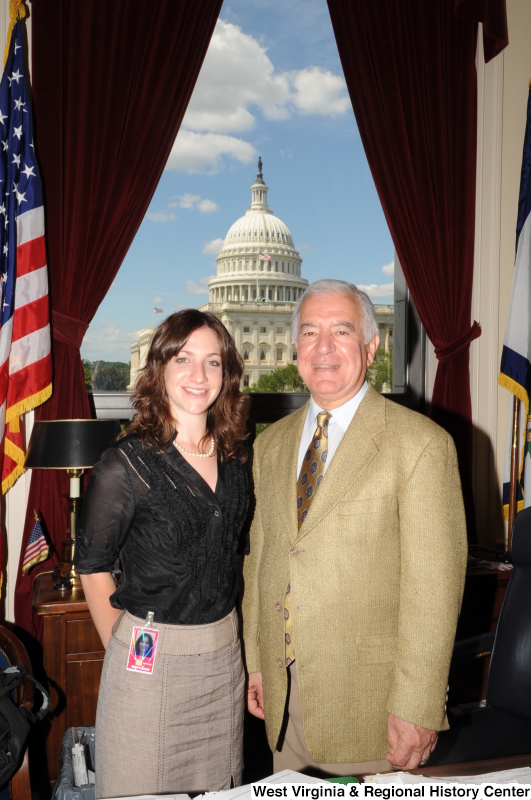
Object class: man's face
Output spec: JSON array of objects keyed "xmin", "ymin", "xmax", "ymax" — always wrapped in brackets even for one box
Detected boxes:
[{"xmin": 296, "ymin": 292, "xmax": 379, "ymax": 410}]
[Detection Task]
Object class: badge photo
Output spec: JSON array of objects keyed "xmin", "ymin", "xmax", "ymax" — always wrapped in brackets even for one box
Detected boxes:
[{"xmin": 127, "ymin": 626, "xmax": 160, "ymax": 674}]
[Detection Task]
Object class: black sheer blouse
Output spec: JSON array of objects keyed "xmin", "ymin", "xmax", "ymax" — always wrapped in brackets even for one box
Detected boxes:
[{"xmin": 74, "ymin": 437, "xmax": 250, "ymax": 625}]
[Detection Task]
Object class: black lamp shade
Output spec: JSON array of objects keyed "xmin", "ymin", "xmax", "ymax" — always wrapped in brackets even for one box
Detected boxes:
[{"xmin": 25, "ymin": 419, "xmax": 122, "ymax": 469}]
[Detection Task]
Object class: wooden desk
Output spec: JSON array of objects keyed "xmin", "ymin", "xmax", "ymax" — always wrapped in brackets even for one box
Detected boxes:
[
  {"xmin": 409, "ymin": 753, "xmax": 531, "ymax": 778},
  {"xmin": 32, "ymin": 571, "xmax": 104, "ymax": 783}
]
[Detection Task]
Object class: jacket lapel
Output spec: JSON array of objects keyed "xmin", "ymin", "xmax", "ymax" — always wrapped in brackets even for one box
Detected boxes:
[
  {"xmin": 269, "ymin": 401, "xmax": 309, "ymax": 544},
  {"xmin": 294, "ymin": 385, "xmax": 386, "ymax": 542}
]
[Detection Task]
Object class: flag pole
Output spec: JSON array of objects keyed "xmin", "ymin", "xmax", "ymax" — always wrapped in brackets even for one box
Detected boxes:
[{"xmin": 508, "ymin": 395, "xmax": 520, "ymax": 550}]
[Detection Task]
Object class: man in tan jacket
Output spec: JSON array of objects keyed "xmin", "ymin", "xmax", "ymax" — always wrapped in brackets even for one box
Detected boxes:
[{"xmin": 242, "ymin": 279, "xmax": 467, "ymax": 775}]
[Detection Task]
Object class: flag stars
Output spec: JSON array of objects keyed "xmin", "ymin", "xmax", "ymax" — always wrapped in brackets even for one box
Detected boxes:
[
  {"xmin": 0, "ymin": 110, "xmax": 6, "ymax": 126},
  {"xmin": 21, "ymin": 164, "xmax": 34, "ymax": 179},
  {"xmin": 13, "ymin": 125, "xmax": 22, "ymax": 140},
  {"xmin": 14, "ymin": 98, "xmax": 26, "ymax": 112},
  {"xmin": 14, "ymin": 42, "xmax": 21, "ymax": 54},
  {"xmin": 11, "ymin": 70, "xmax": 22, "ymax": 84},
  {"xmin": 3, "ymin": 244, "xmax": 7, "ymax": 255},
  {"xmin": 0, "ymin": 204, "xmax": 5, "ymax": 216},
  {"xmin": 2, "ymin": 140, "xmax": 7, "ymax": 152},
  {"xmin": 12, "ymin": 153, "xmax": 20, "ymax": 167},
  {"xmin": 16, "ymin": 190, "xmax": 26, "ymax": 205}
]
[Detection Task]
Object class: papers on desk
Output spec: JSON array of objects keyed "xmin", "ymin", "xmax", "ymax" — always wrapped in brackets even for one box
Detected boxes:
[
  {"xmin": 202, "ymin": 769, "xmax": 329, "ymax": 800},
  {"xmin": 365, "ymin": 767, "xmax": 531, "ymax": 784}
]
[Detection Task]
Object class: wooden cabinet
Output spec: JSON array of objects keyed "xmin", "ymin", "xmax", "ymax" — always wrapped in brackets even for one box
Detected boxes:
[{"xmin": 32, "ymin": 572, "xmax": 104, "ymax": 784}]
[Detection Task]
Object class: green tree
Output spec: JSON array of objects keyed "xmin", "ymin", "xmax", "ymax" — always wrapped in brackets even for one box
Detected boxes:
[
  {"xmin": 82, "ymin": 359, "xmax": 92, "ymax": 390},
  {"xmin": 367, "ymin": 348, "xmax": 393, "ymax": 393},
  {"xmin": 91, "ymin": 361, "xmax": 129, "ymax": 391},
  {"xmin": 248, "ymin": 364, "xmax": 308, "ymax": 393}
]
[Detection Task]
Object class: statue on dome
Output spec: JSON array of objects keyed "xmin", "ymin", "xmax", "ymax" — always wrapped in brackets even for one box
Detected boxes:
[{"xmin": 257, "ymin": 156, "xmax": 263, "ymax": 174}]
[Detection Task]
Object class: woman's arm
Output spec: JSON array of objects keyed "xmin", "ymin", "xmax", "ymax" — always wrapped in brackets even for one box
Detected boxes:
[{"xmin": 80, "ymin": 573, "xmax": 121, "ymax": 649}]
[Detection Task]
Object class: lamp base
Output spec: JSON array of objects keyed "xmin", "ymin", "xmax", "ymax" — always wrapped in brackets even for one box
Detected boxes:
[{"xmin": 53, "ymin": 536, "xmax": 81, "ymax": 592}]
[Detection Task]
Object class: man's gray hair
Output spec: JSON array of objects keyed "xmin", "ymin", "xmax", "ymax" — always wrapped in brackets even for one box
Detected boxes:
[{"xmin": 292, "ymin": 279, "xmax": 380, "ymax": 345}]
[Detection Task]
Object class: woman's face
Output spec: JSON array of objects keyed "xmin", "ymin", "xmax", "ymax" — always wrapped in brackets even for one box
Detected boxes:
[{"xmin": 164, "ymin": 327, "xmax": 224, "ymax": 424}]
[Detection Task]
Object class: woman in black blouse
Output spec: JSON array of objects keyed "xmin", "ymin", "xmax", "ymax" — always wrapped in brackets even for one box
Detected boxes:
[{"xmin": 75, "ymin": 310, "xmax": 250, "ymax": 798}]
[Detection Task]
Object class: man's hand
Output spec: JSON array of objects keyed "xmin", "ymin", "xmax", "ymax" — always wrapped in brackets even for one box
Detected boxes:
[
  {"xmin": 247, "ymin": 671, "xmax": 265, "ymax": 719},
  {"xmin": 386, "ymin": 713, "xmax": 438, "ymax": 770}
]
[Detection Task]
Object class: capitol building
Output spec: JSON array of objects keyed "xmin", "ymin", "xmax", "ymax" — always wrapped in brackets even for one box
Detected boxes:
[{"xmin": 129, "ymin": 160, "xmax": 394, "ymax": 389}]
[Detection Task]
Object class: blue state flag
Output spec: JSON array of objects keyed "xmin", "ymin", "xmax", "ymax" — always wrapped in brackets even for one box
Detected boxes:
[{"xmin": 499, "ymin": 84, "xmax": 531, "ymax": 518}]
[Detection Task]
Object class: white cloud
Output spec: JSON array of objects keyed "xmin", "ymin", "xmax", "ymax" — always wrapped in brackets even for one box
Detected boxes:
[
  {"xmin": 145, "ymin": 211, "xmax": 177, "ymax": 222},
  {"xmin": 167, "ymin": 131, "xmax": 257, "ymax": 173},
  {"xmin": 203, "ymin": 237, "xmax": 224, "ymax": 255},
  {"xmin": 289, "ymin": 67, "xmax": 351, "ymax": 116},
  {"xmin": 357, "ymin": 283, "xmax": 394, "ymax": 299},
  {"xmin": 381, "ymin": 261, "xmax": 394, "ymax": 276},
  {"xmin": 186, "ymin": 276, "xmax": 213, "ymax": 295},
  {"xmin": 178, "ymin": 193, "xmax": 200, "ymax": 209},
  {"xmin": 152, "ymin": 296, "xmax": 163, "ymax": 303},
  {"xmin": 197, "ymin": 199, "xmax": 218, "ymax": 213},
  {"xmin": 170, "ymin": 194, "xmax": 219, "ymax": 213},
  {"xmin": 165, "ymin": 20, "xmax": 350, "ymax": 173},
  {"xmin": 81, "ymin": 323, "xmax": 136, "ymax": 362}
]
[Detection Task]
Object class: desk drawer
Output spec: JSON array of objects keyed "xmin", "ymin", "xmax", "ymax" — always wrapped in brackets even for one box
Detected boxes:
[{"xmin": 66, "ymin": 619, "xmax": 103, "ymax": 655}]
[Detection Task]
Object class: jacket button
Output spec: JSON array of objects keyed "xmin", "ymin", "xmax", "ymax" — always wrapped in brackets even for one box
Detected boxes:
[
  {"xmin": 290, "ymin": 547, "xmax": 301, "ymax": 555},
  {"xmin": 275, "ymin": 602, "xmax": 281, "ymax": 611},
  {"xmin": 213, "ymin": 510, "xmax": 220, "ymax": 517},
  {"xmin": 277, "ymin": 659, "xmax": 283, "ymax": 667}
]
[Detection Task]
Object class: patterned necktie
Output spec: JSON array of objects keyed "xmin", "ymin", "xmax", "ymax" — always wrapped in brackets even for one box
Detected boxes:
[
  {"xmin": 296, "ymin": 411, "xmax": 331, "ymax": 528},
  {"xmin": 284, "ymin": 412, "xmax": 331, "ymax": 666}
]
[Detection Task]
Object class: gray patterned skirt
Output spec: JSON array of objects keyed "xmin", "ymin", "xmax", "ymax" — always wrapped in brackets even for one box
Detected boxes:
[{"xmin": 95, "ymin": 608, "xmax": 244, "ymax": 798}]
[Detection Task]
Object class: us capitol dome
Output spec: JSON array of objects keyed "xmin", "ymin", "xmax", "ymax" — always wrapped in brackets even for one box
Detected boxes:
[
  {"xmin": 198, "ymin": 158, "xmax": 309, "ymax": 387},
  {"xmin": 129, "ymin": 159, "xmax": 393, "ymax": 390}
]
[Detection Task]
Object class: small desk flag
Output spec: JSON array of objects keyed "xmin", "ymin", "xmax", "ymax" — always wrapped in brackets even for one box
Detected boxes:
[
  {"xmin": 499, "ymin": 84, "xmax": 531, "ymax": 518},
  {"xmin": 21, "ymin": 514, "xmax": 49, "ymax": 575}
]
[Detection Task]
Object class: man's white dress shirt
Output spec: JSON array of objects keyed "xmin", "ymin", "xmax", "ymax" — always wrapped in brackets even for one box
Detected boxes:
[{"xmin": 296, "ymin": 381, "xmax": 368, "ymax": 476}]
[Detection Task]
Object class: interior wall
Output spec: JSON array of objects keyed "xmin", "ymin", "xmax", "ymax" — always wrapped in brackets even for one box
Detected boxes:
[{"xmin": 496, "ymin": 0, "xmax": 531, "ymax": 537}]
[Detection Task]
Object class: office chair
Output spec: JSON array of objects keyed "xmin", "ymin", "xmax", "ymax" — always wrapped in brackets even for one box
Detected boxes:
[
  {"xmin": 0, "ymin": 625, "xmax": 34, "ymax": 800},
  {"xmin": 429, "ymin": 505, "xmax": 531, "ymax": 765}
]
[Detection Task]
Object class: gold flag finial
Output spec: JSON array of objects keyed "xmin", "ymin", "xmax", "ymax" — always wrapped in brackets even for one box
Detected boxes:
[{"xmin": 4, "ymin": 0, "xmax": 27, "ymax": 68}]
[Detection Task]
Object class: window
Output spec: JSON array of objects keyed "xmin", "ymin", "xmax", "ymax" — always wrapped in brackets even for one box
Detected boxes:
[
  {"xmin": 292, "ymin": 351, "xmax": 297, "ymax": 361},
  {"xmin": 276, "ymin": 327, "xmax": 283, "ymax": 334},
  {"xmin": 243, "ymin": 326, "xmax": 250, "ymax": 333},
  {"xmin": 243, "ymin": 375, "xmax": 250, "ymax": 387},
  {"xmin": 260, "ymin": 350, "xmax": 266, "ymax": 361},
  {"xmin": 260, "ymin": 326, "xmax": 266, "ymax": 333},
  {"xmin": 268, "ymin": 290, "xmax": 273, "ymax": 300},
  {"xmin": 276, "ymin": 347, "xmax": 283, "ymax": 361},
  {"xmin": 243, "ymin": 350, "xmax": 249, "ymax": 360}
]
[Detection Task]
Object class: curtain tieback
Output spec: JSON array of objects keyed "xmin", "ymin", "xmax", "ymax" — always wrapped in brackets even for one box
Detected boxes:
[
  {"xmin": 52, "ymin": 310, "xmax": 88, "ymax": 349},
  {"xmin": 434, "ymin": 321, "xmax": 482, "ymax": 364}
]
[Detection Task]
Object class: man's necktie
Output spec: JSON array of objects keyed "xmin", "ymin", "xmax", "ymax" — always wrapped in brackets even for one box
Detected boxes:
[
  {"xmin": 284, "ymin": 412, "xmax": 331, "ymax": 665},
  {"xmin": 296, "ymin": 411, "xmax": 331, "ymax": 529}
]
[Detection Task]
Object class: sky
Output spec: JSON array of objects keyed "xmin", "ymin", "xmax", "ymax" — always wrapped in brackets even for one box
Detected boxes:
[{"xmin": 80, "ymin": 0, "xmax": 394, "ymax": 364}]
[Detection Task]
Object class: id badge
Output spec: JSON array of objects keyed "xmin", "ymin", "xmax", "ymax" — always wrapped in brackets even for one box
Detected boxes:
[{"xmin": 127, "ymin": 625, "xmax": 160, "ymax": 674}]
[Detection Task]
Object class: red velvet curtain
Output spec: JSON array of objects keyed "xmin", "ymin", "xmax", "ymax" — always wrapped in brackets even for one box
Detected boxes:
[
  {"xmin": 15, "ymin": 0, "xmax": 223, "ymax": 635},
  {"xmin": 327, "ymin": 0, "xmax": 507, "ymax": 536}
]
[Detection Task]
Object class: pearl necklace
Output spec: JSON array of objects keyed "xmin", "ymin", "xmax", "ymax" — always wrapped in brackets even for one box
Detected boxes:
[{"xmin": 173, "ymin": 434, "xmax": 215, "ymax": 458}]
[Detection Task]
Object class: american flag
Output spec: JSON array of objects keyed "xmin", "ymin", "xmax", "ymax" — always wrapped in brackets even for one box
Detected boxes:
[
  {"xmin": 154, "ymin": 307, "xmax": 163, "ymax": 314},
  {"xmin": 0, "ymin": 20, "xmax": 52, "ymax": 494},
  {"xmin": 258, "ymin": 251, "xmax": 271, "ymax": 262},
  {"xmin": 21, "ymin": 514, "xmax": 49, "ymax": 575}
]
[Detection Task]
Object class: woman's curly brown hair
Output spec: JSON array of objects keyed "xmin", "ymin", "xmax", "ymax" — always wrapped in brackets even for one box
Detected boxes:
[{"xmin": 123, "ymin": 310, "xmax": 250, "ymax": 462}]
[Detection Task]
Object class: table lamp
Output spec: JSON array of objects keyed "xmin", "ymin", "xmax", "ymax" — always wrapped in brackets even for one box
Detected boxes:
[{"xmin": 25, "ymin": 419, "xmax": 122, "ymax": 591}]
